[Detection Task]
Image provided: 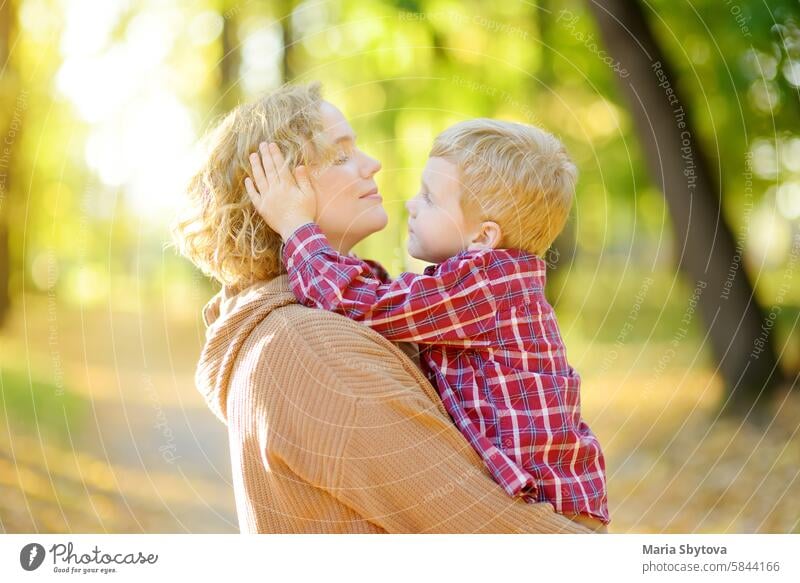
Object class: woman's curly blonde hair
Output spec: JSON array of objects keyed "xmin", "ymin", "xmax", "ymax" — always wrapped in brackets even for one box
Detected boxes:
[{"xmin": 171, "ymin": 82, "xmax": 326, "ymax": 289}]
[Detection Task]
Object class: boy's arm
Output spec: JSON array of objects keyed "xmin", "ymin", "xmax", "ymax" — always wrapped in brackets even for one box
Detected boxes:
[
  {"xmin": 282, "ymin": 223, "xmax": 507, "ymax": 345},
  {"xmin": 347, "ymin": 253, "xmax": 392, "ymax": 284}
]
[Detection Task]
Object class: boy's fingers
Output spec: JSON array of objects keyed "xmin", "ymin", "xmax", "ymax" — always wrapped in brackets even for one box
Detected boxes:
[
  {"xmin": 249, "ymin": 150, "xmax": 270, "ymax": 194},
  {"xmin": 260, "ymin": 142, "xmax": 279, "ymax": 186},
  {"xmin": 270, "ymin": 143, "xmax": 292, "ymax": 184},
  {"xmin": 294, "ymin": 166, "xmax": 313, "ymax": 195},
  {"xmin": 244, "ymin": 177, "xmax": 259, "ymax": 204}
]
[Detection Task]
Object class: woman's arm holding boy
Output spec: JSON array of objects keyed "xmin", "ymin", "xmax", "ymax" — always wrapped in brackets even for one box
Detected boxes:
[{"xmin": 253, "ymin": 307, "xmax": 590, "ymax": 533}]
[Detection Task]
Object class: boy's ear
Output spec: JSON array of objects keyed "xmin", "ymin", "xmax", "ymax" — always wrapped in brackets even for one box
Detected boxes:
[{"xmin": 468, "ymin": 221, "xmax": 503, "ymax": 251}]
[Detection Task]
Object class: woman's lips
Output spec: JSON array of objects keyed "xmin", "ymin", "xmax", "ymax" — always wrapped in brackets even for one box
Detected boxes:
[{"xmin": 359, "ymin": 188, "xmax": 381, "ymax": 201}]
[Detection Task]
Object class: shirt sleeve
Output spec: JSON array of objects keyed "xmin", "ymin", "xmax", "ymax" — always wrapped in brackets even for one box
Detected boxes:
[
  {"xmin": 282, "ymin": 222, "xmax": 503, "ymax": 345},
  {"xmin": 258, "ymin": 310, "xmax": 589, "ymax": 534},
  {"xmin": 347, "ymin": 253, "xmax": 392, "ymax": 284}
]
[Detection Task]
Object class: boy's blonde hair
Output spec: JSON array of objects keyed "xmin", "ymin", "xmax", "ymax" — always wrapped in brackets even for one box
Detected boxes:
[
  {"xmin": 171, "ymin": 83, "xmax": 327, "ymax": 288},
  {"xmin": 430, "ymin": 119, "xmax": 577, "ymax": 257}
]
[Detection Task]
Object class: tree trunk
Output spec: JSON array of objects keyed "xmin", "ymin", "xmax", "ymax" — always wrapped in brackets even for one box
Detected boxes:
[
  {"xmin": 219, "ymin": 5, "xmax": 240, "ymax": 113},
  {"xmin": 280, "ymin": 1, "xmax": 296, "ymax": 82},
  {"xmin": 0, "ymin": 223, "xmax": 8, "ymax": 327},
  {"xmin": 586, "ymin": 0, "xmax": 782, "ymax": 412},
  {"xmin": 0, "ymin": 0, "xmax": 18, "ymax": 328},
  {"xmin": 538, "ymin": 0, "xmax": 577, "ymax": 303}
]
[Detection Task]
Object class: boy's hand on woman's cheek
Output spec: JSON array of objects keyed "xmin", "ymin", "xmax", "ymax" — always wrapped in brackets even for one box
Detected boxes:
[{"xmin": 244, "ymin": 142, "xmax": 318, "ymax": 241}]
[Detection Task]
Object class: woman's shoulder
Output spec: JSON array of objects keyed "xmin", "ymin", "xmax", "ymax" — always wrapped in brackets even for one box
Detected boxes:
[
  {"xmin": 257, "ymin": 303, "xmax": 411, "ymax": 364},
  {"xmin": 250, "ymin": 303, "xmax": 431, "ymax": 400},
  {"xmin": 261, "ymin": 301, "xmax": 382, "ymax": 341}
]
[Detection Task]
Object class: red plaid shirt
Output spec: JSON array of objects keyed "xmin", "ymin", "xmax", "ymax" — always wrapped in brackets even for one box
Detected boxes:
[{"xmin": 283, "ymin": 223, "xmax": 609, "ymax": 523}]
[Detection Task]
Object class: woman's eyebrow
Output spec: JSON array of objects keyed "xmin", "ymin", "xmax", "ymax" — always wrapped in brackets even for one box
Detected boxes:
[{"xmin": 334, "ymin": 133, "xmax": 356, "ymax": 144}]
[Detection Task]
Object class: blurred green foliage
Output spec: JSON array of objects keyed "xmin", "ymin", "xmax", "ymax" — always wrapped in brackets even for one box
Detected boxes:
[
  {"xmin": 1, "ymin": 1, "xmax": 799, "ymax": 534},
  {"xmin": 2, "ymin": 0, "xmax": 798, "ymax": 352},
  {"xmin": 0, "ymin": 367, "xmax": 86, "ymax": 438}
]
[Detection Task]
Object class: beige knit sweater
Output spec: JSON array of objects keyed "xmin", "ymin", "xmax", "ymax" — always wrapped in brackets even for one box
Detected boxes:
[{"xmin": 196, "ymin": 275, "xmax": 590, "ymax": 534}]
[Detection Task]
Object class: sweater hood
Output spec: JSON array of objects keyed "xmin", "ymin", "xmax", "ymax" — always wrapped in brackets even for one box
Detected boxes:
[{"xmin": 196, "ymin": 275, "xmax": 296, "ymax": 423}]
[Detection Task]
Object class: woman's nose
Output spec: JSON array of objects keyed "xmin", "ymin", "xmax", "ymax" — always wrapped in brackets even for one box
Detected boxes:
[{"xmin": 361, "ymin": 152, "xmax": 381, "ymax": 178}]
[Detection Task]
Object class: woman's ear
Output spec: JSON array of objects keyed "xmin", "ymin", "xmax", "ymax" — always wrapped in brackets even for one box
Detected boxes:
[{"xmin": 467, "ymin": 221, "xmax": 503, "ymax": 251}]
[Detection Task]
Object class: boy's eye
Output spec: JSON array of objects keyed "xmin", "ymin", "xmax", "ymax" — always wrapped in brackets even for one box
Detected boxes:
[{"xmin": 421, "ymin": 191, "xmax": 432, "ymax": 203}]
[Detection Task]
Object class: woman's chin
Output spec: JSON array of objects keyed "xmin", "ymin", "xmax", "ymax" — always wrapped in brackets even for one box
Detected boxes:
[
  {"xmin": 344, "ymin": 206, "xmax": 388, "ymax": 244},
  {"xmin": 366, "ymin": 205, "xmax": 389, "ymax": 232}
]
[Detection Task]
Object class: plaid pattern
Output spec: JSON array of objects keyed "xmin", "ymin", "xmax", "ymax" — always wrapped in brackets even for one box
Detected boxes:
[{"xmin": 283, "ymin": 223, "xmax": 609, "ymax": 523}]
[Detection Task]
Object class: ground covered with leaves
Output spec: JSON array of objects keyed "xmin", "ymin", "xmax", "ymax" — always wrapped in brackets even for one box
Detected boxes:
[{"xmin": 1, "ymin": 296, "xmax": 798, "ymax": 533}]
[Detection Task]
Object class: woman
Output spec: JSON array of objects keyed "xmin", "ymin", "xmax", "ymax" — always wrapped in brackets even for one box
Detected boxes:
[{"xmin": 172, "ymin": 83, "xmax": 590, "ymax": 533}]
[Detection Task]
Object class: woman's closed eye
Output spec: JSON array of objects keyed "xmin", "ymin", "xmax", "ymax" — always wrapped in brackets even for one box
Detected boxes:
[{"xmin": 333, "ymin": 149, "xmax": 351, "ymax": 165}]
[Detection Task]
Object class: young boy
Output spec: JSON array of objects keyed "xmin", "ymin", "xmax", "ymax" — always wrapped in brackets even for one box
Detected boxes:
[{"xmin": 245, "ymin": 119, "xmax": 609, "ymax": 530}]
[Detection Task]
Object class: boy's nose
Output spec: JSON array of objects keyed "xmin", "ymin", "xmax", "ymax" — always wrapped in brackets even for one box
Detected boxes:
[{"xmin": 405, "ymin": 199, "xmax": 416, "ymax": 216}]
